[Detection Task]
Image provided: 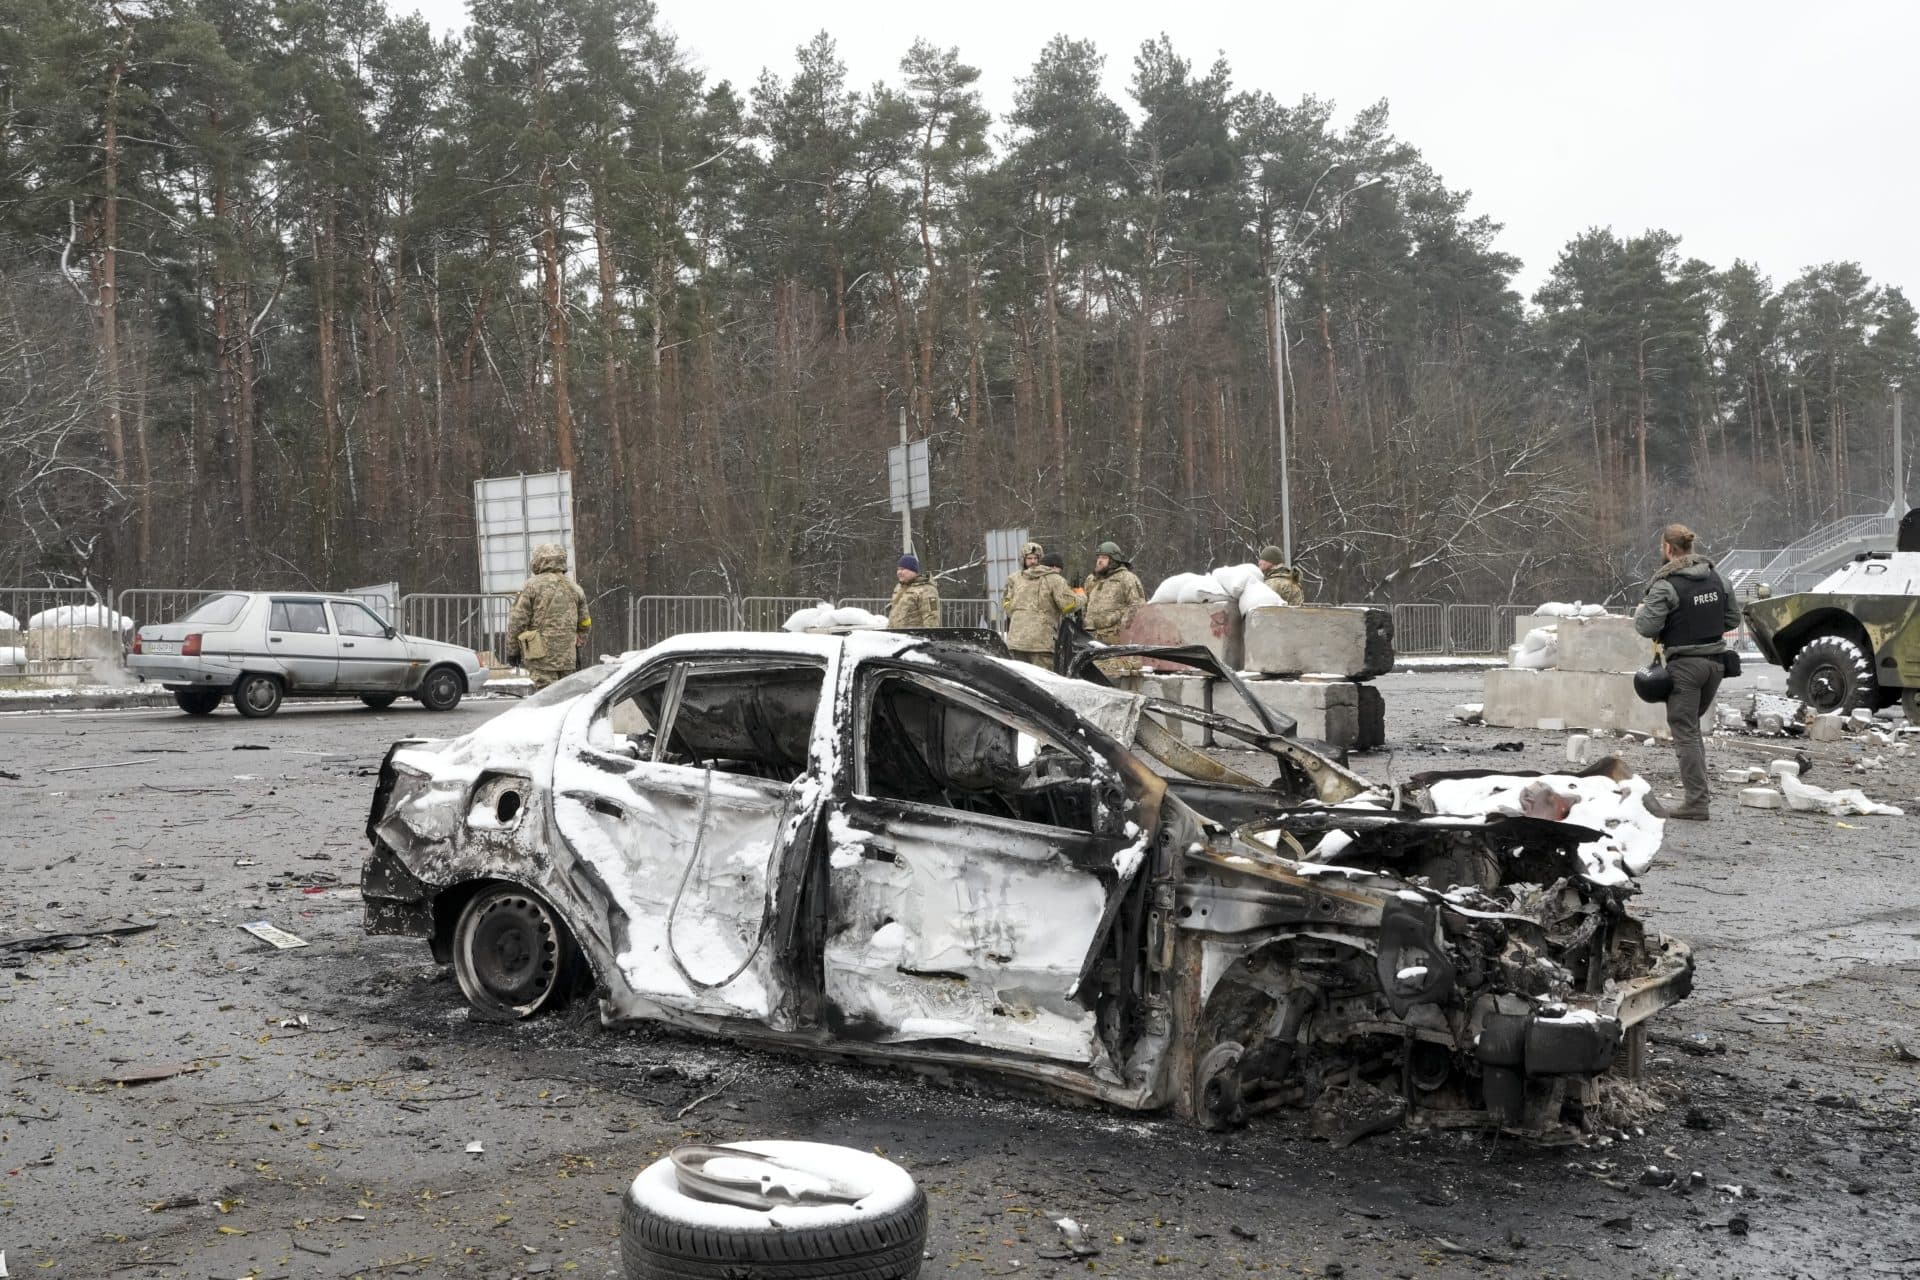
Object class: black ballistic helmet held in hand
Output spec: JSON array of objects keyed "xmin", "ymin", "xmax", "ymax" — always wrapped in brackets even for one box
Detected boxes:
[{"xmin": 1633, "ymin": 662, "xmax": 1674, "ymax": 704}]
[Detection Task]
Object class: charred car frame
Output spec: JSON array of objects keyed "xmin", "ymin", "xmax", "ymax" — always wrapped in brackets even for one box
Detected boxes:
[{"xmin": 363, "ymin": 631, "xmax": 1691, "ymax": 1140}]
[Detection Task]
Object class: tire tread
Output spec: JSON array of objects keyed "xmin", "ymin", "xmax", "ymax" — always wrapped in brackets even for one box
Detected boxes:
[{"xmin": 621, "ymin": 1188, "xmax": 926, "ymax": 1280}]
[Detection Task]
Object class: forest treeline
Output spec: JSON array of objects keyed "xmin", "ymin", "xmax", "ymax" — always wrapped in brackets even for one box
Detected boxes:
[{"xmin": 3, "ymin": 0, "xmax": 1915, "ymax": 605}]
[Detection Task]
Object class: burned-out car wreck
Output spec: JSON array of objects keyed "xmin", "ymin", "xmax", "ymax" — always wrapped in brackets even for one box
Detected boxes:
[{"xmin": 363, "ymin": 631, "xmax": 1692, "ymax": 1141}]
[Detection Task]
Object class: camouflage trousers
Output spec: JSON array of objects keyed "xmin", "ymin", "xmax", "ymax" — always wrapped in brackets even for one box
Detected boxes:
[
  {"xmin": 1009, "ymin": 649, "xmax": 1054, "ymax": 672},
  {"xmin": 527, "ymin": 658, "xmax": 576, "ymax": 690}
]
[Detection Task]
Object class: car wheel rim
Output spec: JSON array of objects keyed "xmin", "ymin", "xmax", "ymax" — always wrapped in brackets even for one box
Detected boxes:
[
  {"xmin": 468, "ymin": 894, "xmax": 559, "ymax": 1009},
  {"xmin": 244, "ymin": 681, "xmax": 275, "ymax": 711},
  {"xmin": 430, "ymin": 673, "xmax": 458, "ymax": 705}
]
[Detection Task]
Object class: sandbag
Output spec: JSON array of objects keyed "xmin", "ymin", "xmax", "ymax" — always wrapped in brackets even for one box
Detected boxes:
[
  {"xmin": 1210, "ymin": 563, "xmax": 1263, "ymax": 598},
  {"xmin": 1238, "ymin": 580, "xmax": 1286, "ymax": 615},
  {"xmin": 781, "ymin": 604, "xmax": 834, "ymax": 632}
]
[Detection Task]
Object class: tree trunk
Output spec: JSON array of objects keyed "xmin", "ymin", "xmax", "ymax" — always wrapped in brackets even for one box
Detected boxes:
[
  {"xmin": 96, "ymin": 50, "xmax": 128, "ymax": 568},
  {"xmin": 539, "ymin": 165, "xmax": 574, "ymax": 472}
]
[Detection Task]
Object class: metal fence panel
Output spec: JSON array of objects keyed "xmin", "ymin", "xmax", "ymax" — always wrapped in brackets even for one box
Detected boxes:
[
  {"xmin": 939, "ymin": 597, "xmax": 996, "ymax": 629},
  {"xmin": 116, "ymin": 588, "xmax": 225, "ymax": 636},
  {"xmin": 627, "ymin": 595, "xmax": 738, "ymax": 649},
  {"xmin": 1391, "ymin": 603, "xmax": 1445, "ymax": 655},
  {"xmin": 740, "ymin": 595, "xmax": 825, "ymax": 632},
  {"xmin": 1444, "ymin": 603, "xmax": 1497, "ymax": 655},
  {"xmin": 1495, "ymin": 605, "xmax": 1536, "ymax": 650},
  {"xmin": 401, "ymin": 593, "xmax": 519, "ymax": 668},
  {"xmin": 1, "ymin": 587, "xmax": 125, "ymax": 680}
]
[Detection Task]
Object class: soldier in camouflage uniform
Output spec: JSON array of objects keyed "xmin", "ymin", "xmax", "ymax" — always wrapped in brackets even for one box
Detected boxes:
[
  {"xmin": 1082, "ymin": 541, "xmax": 1145, "ymax": 643},
  {"xmin": 1002, "ymin": 542, "xmax": 1079, "ymax": 670},
  {"xmin": 507, "ymin": 543, "xmax": 590, "ymax": 689},
  {"xmin": 886, "ymin": 554, "xmax": 940, "ymax": 628},
  {"xmin": 1257, "ymin": 544, "xmax": 1306, "ymax": 606}
]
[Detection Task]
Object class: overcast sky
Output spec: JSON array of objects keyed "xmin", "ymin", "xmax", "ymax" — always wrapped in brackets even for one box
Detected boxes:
[{"xmin": 393, "ymin": 0, "xmax": 1914, "ymax": 299}]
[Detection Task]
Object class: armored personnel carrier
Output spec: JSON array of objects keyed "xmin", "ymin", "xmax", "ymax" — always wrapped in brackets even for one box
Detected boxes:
[{"xmin": 1744, "ymin": 509, "xmax": 1920, "ymax": 719}]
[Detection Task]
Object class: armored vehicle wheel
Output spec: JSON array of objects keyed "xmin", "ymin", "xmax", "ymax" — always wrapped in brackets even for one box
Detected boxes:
[
  {"xmin": 1787, "ymin": 634, "xmax": 1875, "ymax": 715},
  {"xmin": 1903, "ymin": 689, "xmax": 1920, "ymax": 726}
]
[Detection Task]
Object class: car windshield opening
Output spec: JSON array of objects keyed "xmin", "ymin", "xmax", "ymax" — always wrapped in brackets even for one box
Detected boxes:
[
  {"xmin": 176, "ymin": 593, "xmax": 247, "ymax": 626},
  {"xmin": 861, "ymin": 672, "xmax": 1095, "ymax": 831}
]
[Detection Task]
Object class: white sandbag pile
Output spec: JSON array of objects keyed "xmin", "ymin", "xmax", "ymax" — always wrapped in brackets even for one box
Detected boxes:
[
  {"xmin": 1533, "ymin": 602, "xmax": 1607, "ymax": 619},
  {"xmin": 1148, "ymin": 564, "xmax": 1290, "ymax": 617},
  {"xmin": 27, "ymin": 604, "xmax": 133, "ymax": 631},
  {"xmin": 1508, "ymin": 625, "xmax": 1560, "ymax": 670},
  {"xmin": 781, "ymin": 603, "xmax": 887, "ymax": 632}
]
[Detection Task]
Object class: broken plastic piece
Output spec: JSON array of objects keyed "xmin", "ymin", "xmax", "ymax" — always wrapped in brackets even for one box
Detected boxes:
[{"xmin": 238, "ymin": 921, "xmax": 308, "ymax": 949}]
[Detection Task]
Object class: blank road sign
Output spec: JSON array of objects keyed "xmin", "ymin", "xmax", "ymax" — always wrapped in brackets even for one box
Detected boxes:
[{"xmin": 888, "ymin": 441, "xmax": 930, "ymax": 512}]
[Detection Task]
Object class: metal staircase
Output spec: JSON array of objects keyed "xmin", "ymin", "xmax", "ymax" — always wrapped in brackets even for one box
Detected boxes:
[{"xmin": 1723, "ymin": 513, "xmax": 1899, "ymax": 597}]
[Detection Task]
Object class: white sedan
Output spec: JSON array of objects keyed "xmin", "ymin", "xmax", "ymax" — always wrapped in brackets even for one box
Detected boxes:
[{"xmin": 128, "ymin": 591, "xmax": 489, "ymax": 717}]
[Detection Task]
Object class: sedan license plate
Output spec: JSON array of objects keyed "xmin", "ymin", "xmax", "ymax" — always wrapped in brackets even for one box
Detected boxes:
[{"xmin": 145, "ymin": 641, "xmax": 180, "ymax": 655}]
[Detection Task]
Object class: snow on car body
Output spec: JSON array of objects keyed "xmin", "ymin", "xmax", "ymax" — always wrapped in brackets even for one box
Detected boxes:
[{"xmin": 362, "ymin": 630, "xmax": 1692, "ymax": 1138}]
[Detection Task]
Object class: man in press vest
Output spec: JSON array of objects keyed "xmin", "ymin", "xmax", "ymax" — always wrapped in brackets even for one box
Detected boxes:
[{"xmin": 1633, "ymin": 523, "xmax": 1742, "ymax": 821}]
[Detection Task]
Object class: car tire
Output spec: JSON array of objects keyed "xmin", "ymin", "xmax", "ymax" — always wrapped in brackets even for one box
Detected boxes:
[
  {"xmin": 451, "ymin": 884, "xmax": 578, "ymax": 1021},
  {"xmin": 1787, "ymin": 634, "xmax": 1876, "ymax": 715},
  {"xmin": 360, "ymin": 693, "xmax": 398, "ymax": 710},
  {"xmin": 416, "ymin": 665, "xmax": 465, "ymax": 712},
  {"xmin": 620, "ymin": 1142, "xmax": 927, "ymax": 1280},
  {"xmin": 174, "ymin": 688, "xmax": 222, "ymax": 716},
  {"xmin": 232, "ymin": 673, "xmax": 283, "ymax": 718}
]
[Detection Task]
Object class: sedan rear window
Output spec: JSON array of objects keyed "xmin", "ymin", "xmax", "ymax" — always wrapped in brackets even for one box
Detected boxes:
[
  {"xmin": 269, "ymin": 600, "xmax": 330, "ymax": 634},
  {"xmin": 176, "ymin": 593, "xmax": 247, "ymax": 626}
]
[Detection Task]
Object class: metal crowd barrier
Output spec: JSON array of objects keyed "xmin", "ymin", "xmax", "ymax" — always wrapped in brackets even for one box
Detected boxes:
[
  {"xmin": 628, "ymin": 595, "xmax": 738, "ymax": 650},
  {"xmin": 3, "ymin": 583, "xmax": 1624, "ymax": 684},
  {"xmin": 739, "ymin": 595, "xmax": 824, "ymax": 632},
  {"xmin": 400, "ymin": 592, "xmax": 520, "ymax": 668}
]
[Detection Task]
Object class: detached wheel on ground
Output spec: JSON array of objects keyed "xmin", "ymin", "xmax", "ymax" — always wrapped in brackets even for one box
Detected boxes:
[
  {"xmin": 621, "ymin": 1141, "xmax": 927, "ymax": 1280},
  {"xmin": 231, "ymin": 673, "xmax": 283, "ymax": 718},
  {"xmin": 416, "ymin": 665, "xmax": 465, "ymax": 711},
  {"xmin": 1786, "ymin": 634, "xmax": 1876, "ymax": 714},
  {"xmin": 451, "ymin": 884, "xmax": 578, "ymax": 1021},
  {"xmin": 360, "ymin": 693, "xmax": 398, "ymax": 710},
  {"xmin": 173, "ymin": 688, "xmax": 222, "ymax": 716}
]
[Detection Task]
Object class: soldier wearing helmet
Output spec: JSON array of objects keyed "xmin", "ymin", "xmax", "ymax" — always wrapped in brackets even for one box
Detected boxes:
[
  {"xmin": 1082, "ymin": 540, "xmax": 1145, "ymax": 644},
  {"xmin": 1000, "ymin": 540, "xmax": 1078, "ymax": 669}
]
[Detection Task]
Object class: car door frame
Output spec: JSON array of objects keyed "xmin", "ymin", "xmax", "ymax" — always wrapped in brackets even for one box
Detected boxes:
[
  {"xmin": 553, "ymin": 648, "xmax": 837, "ymax": 1030},
  {"xmin": 265, "ymin": 596, "xmax": 339, "ymax": 690},
  {"xmin": 329, "ymin": 599, "xmax": 413, "ymax": 692},
  {"xmin": 812, "ymin": 653, "xmax": 1164, "ymax": 1068}
]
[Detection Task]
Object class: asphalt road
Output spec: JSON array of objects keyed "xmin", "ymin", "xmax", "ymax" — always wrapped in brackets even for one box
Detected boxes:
[{"xmin": 2, "ymin": 676, "xmax": 1916, "ymax": 1280}]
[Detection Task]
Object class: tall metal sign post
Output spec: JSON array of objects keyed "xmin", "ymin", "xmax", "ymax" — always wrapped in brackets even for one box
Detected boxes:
[
  {"xmin": 1270, "ymin": 273, "xmax": 1293, "ymax": 565},
  {"xmin": 887, "ymin": 407, "xmax": 930, "ymax": 554}
]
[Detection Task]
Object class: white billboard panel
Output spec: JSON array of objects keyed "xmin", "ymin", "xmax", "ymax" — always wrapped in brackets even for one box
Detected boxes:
[
  {"xmin": 888, "ymin": 441, "xmax": 930, "ymax": 512},
  {"xmin": 475, "ymin": 472, "xmax": 575, "ymax": 637},
  {"xmin": 475, "ymin": 472, "xmax": 574, "ymax": 592}
]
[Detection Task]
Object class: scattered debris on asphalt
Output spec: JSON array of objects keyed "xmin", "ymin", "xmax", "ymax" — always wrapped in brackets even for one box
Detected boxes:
[{"xmin": 238, "ymin": 921, "xmax": 308, "ymax": 949}]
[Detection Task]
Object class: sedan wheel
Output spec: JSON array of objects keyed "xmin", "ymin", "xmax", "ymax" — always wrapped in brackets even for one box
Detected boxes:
[
  {"xmin": 417, "ymin": 665, "xmax": 465, "ymax": 712},
  {"xmin": 174, "ymin": 688, "xmax": 222, "ymax": 716},
  {"xmin": 360, "ymin": 693, "xmax": 398, "ymax": 710},
  {"xmin": 232, "ymin": 673, "xmax": 282, "ymax": 718},
  {"xmin": 452, "ymin": 885, "xmax": 577, "ymax": 1021}
]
